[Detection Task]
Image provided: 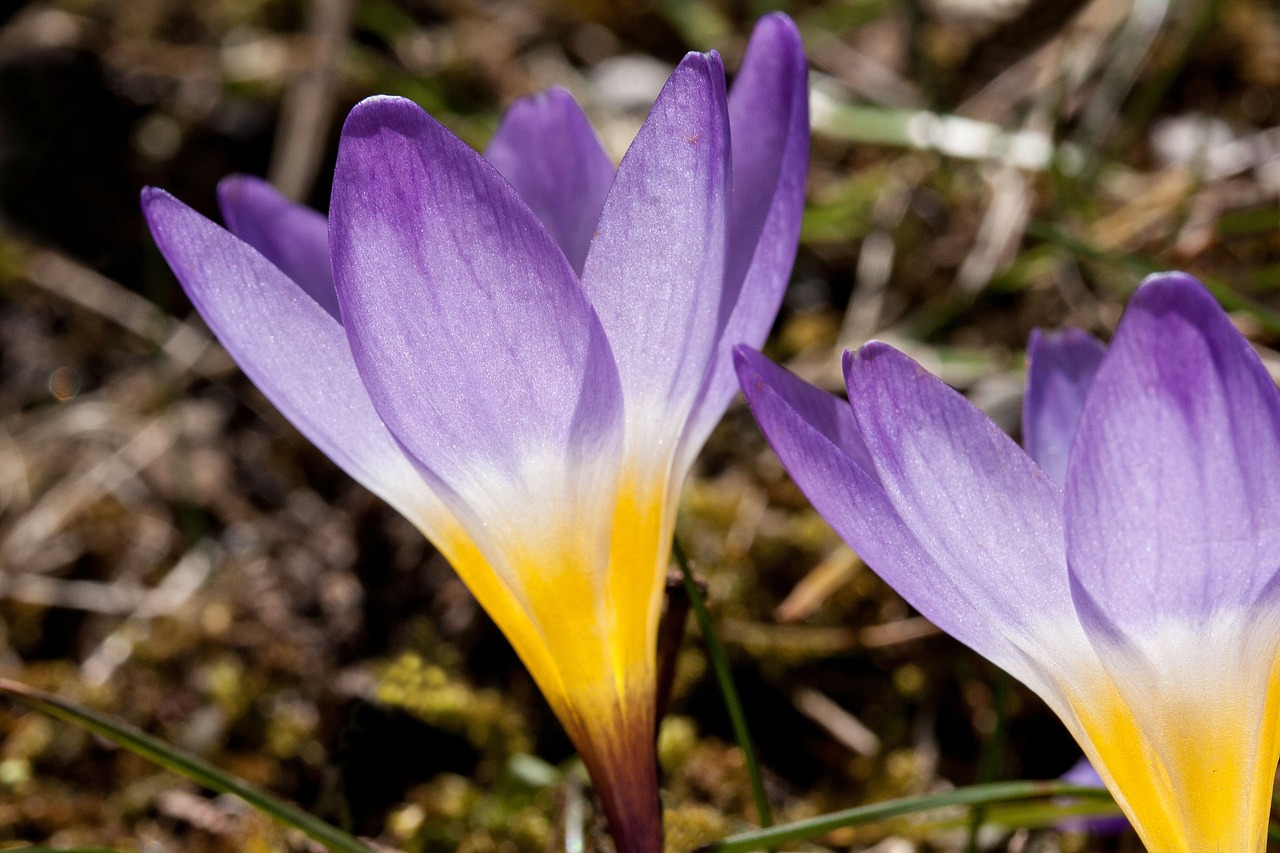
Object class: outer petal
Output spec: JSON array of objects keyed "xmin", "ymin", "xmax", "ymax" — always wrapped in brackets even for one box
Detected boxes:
[
  {"xmin": 483, "ymin": 87, "xmax": 615, "ymax": 276},
  {"xmin": 736, "ymin": 346, "xmax": 1060, "ymax": 698},
  {"xmin": 834, "ymin": 343, "xmax": 1187, "ymax": 841},
  {"xmin": 1065, "ymin": 273, "xmax": 1280, "ymax": 632},
  {"xmin": 329, "ymin": 95, "xmax": 624, "ymax": 549},
  {"xmin": 1022, "ymin": 328, "xmax": 1106, "ymax": 488},
  {"xmin": 843, "ymin": 343, "xmax": 1099, "ymax": 696},
  {"xmin": 1063, "ymin": 273, "xmax": 1280, "ymax": 851},
  {"xmin": 677, "ymin": 14, "xmax": 809, "ymax": 481},
  {"xmin": 581, "ymin": 52, "xmax": 730, "ymax": 474},
  {"xmin": 330, "ymin": 97, "xmax": 660, "ymax": 853},
  {"xmin": 216, "ymin": 175, "xmax": 340, "ymax": 321},
  {"xmin": 141, "ymin": 187, "xmax": 441, "ymax": 529}
]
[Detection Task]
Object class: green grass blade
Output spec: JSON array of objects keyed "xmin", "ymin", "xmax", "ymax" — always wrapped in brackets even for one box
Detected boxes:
[
  {"xmin": 0, "ymin": 678, "xmax": 375, "ymax": 853},
  {"xmin": 672, "ymin": 542, "xmax": 773, "ymax": 830},
  {"xmin": 697, "ymin": 781, "xmax": 1113, "ymax": 852}
]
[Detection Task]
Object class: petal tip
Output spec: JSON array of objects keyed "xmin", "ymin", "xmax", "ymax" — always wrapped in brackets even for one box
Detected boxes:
[
  {"xmin": 216, "ymin": 173, "xmax": 277, "ymax": 231},
  {"xmin": 843, "ymin": 342, "xmax": 921, "ymax": 398},
  {"xmin": 139, "ymin": 185, "xmax": 171, "ymax": 209},
  {"xmin": 846, "ymin": 340, "xmax": 898, "ymax": 369},
  {"xmin": 139, "ymin": 187, "xmax": 187, "ymax": 237},
  {"xmin": 1028, "ymin": 326, "xmax": 1105, "ymax": 354},
  {"xmin": 674, "ymin": 49, "xmax": 725, "ymax": 84},
  {"xmin": 1137, "ymin": 269, "xmax": 1206, "ymax": 291},
  {"xmin": 750, "ymin": 11, "xmax": 803, "ymax": 54},
  {"xmin": 1128, "ymin": 271, "xmax": 1220, "ymax": 322},
  {"xmin": 732, "ymin": 345, "xmax": 765, "ymax": 384},
  {"xmin": 342, "ymin": 94, "xmax": 427, "ymax": 139}
]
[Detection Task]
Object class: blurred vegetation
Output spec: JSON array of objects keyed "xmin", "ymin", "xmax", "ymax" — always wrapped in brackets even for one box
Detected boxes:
[{"xmin": 0, "ymin": 0, "xmax": 1278, "ymax": 849}]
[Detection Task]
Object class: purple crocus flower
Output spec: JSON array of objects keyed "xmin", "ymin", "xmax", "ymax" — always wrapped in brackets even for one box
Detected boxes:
[
  {"xmin": 735, "ymin": 273, "xmax": 1280, "ymax": 852},
  {"xmin": 141, "ymin": 15, "xmax": 807, "ymax": 852}
]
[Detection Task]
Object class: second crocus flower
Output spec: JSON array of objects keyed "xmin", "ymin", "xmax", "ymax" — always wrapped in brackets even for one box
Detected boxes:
[
  {"xmin": 737, "ymin": 273, "xmax": 1280, "ymax": 853},
  {"xmin": 143, "ymin": 15, "xmax": 808, "ymax": 852}
]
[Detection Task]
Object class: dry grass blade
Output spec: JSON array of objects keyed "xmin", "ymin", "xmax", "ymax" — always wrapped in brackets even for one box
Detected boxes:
[{"xmin": 774, "ymin": 546, "xmax": 861, "ymax": 623}]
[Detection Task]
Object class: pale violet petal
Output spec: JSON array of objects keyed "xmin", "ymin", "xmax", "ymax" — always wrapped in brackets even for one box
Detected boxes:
[
  {"xmin": 216, "ymin": 174, "xmax": 340, "ymax": 321},
  {"xmin": 484, "ymin": 87, "xmax": 615, "ymax": 276},
  {"xmin": 328, "ymin": 95, "xmax": 625, "ymax": 573},
  {"xmin": 580, "ymin": 52, "xmax": 730, "ymax": 475},
  {"xmin": 142, "ymin": 187, "xmax": 444, "ymax": 530},
  {"xmin": 1023, "ymin": 328, "xmax": 1105, "ymax": 488},
  {"xmin": 676, "ymin": 14, "xmax": 809, "ymax": 482}
]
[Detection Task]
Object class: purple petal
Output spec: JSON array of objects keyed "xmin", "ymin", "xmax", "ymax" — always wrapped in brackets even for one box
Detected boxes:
[
  {"xmin": 678, "ymin": 14, "xmax": 809, "ymax": 478},
  {"xmin": 216, "ymin": 174, "xmax": 340, "ymax": 322},
  {"xmin": 484, "ymin": 87, "xmax": 615, "ymax": 276},
  {"xmin": 843, "ymin": 343, "xmax": 1085, "ymax": 678},
  {"xmin": 141, "ymin": 187, "xmax": 441, "ymax": 526},
  {"xmin": 1023, "ymin": 328, "xmax": 1106, "ymax": 488},
  {"xmin": 1065, "ymin": 272, "xmax": 1280, "ymax": 636},
  {"xmin": 580, "ymin": 52, "xmax": 730, "ymax": 465},
  {"xmin": 329, "ymin": 96, "xmax": 623, "ymax": 522},
  {"xmin": 735, "ymin": 346, "xmax": 1059, "ymax": 693}
]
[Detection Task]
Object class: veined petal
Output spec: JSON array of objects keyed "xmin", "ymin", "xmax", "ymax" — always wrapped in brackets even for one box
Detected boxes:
[
  {"xmin": 1063, "ymin": 272, "xmax": 1280, "ymax": 851},
  {"xmin": 329, "ymin": 99, "xmax": 658, "ymax": 850},
  {"xmin": 484, "ymin": 87, "xmax": 615, "ymax": 276},
  {"xmin": 147, "ymin": 191, "xmax": 637, "ymax": 802},
  {"xmin": 843, "ymin": 343, "xmax": 1097, "ymax": 696},
  {"xmin": 329, "ymin": 95, "xmax": 624, "ymax": 570},
  {"xmin": 216, "ymin": 175, "xmax": 340, "ymax": 321},
  {"xmin": 724, "ymin": 14, "xmax": 808, "ymax": 299},
  {"xmin": 736, "ymin": 346, "xmax": 1060, "ymax": 697},
  {"xmin": 141, "ymin": 187, "xmax": 440, "ymax": 529},
  {"xmin": 1065, "ymin": 273, "xmax": 1280, "ymax": 632},
  {"xmin": 831, "ymin": 342, "xmax": 1190, "ymax": 844},
  {"xmin": 677, "ymin": 14, "xmax": 809, "ymax": 481},
  {"xmin": 1022, "ymin": 328, "xmax": 1105, "ymax": 488},
  {"xmin": 581, "ymin": 51, "xmax": 730, "ymax": 475}
]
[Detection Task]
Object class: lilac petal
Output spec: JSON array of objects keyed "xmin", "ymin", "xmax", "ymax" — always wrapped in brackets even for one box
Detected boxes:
[
  {"xmin": 581, "ymin": 52, "xmax": 730, "ymax": 467},
  {"xmin": 1023, "ymin": 328, "xmax": 1106, "ymax": 488},
  {"xmin": 1065, "ymin": 272, "xmax": 1280, "ymax": 636},
  {"xmin": 843, "ymin": 343, "xmax": 1088, "ymax": 680},
  {"xmin": 216, "ymin": 175, "xmax": 340, "ymax": 322},
  {"xmin": 329, "ymin": 96, "xmax": 624, "ymax": 526},
  {"xmin": 484, "ymin": 87, "xmax": 615, "ymax": 276},
  {"xmin": 141, "ymin": 187, "xmax": 441, "ymax": 527},
  {"xmin": 677, "ymin": 14, "xmax": 809, "ymax": 478},
  {"xmin": 735, "ymin": 346, "xmax": 1059, "ymax": 694},
  {"xmin": 1059, "ymin": 274, "xmax": 1280, "ymax": 851}
]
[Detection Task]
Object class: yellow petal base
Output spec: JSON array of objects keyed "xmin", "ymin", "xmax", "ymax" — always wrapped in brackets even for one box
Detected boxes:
[
  {"xmin": 419, "ymin": 464, "xmax": 671, "ymax": 853},
  {"xmin": 1067, "ymin": 650, "xmax": 1280, "ymax": 853}
]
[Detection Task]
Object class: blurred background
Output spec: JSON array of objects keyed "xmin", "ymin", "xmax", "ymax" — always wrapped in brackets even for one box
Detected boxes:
[{"xmin": 0, "ymin": 0, "xmax": 1277, "ymax": 849}]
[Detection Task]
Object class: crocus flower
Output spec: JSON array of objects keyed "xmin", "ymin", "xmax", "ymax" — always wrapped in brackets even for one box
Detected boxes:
[
  {"xmin": 141, "ymin": 14, "xmax": 807, "ymax": 851},
  {"xmin": 735, "ymin": 273, "xmax": 1280, "ymax": 852}
]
